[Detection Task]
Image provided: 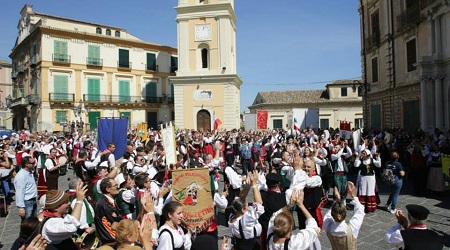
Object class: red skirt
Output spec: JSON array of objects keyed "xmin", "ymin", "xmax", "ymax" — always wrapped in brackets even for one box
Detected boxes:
[
  {"xmin": 358, "ymin": 195, "xmax": 377, "ymax": 212},
  {"xmin": 203, "ymin": 144, "xmax": 213, "ymax": 155},
  {"xmin": 37, "ymin": 168, "xmax": 47, "ymax": 197}
]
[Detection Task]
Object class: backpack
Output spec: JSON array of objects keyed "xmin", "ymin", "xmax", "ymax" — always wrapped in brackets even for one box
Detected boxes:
[{"xmin": 382, "ymin": 163, "xmax": 396, "ymax": 184}]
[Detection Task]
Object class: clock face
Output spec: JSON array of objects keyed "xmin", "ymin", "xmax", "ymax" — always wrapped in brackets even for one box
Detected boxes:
[{"xmin": 196, "ymin": 25, "xmax": 211, "ymax": 40}]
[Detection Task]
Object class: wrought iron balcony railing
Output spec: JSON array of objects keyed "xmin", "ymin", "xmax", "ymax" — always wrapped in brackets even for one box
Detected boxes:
[
  {"xmin": 366, "ymin": 32, "xmax": 380, "ymax": 51},
  {"xmin": 53, "ymin": 53, "xmax": 71, "ymax": 63},
  {"xmin": 118, "ymin": 61, "xmax": 132, "ymax": 69},
  {"xmin": 87, "ymin": 57, "xmax": 103, "ymax": 66},
  {"xmin": 26, "ymin": 94, "xmax": 40, "ymax": 105},
  {"xmin": 397, "ymin": 6, "xmax": 420, "ymax": 33},
  {"xmin": 83, "ymin": 94, "xmax": 163, "ymax": 104},
  {"xmin": 49, "ymin": 93, "xmax": 75, "ymax": 102},
  {"xmin": 30, "ymin": 54, "xmax": 39, "ymax": 66},
  {"xmin": 145, "ymin": 64, "xmax": 158, "ymax": 71},
  {"xmin": 420, "ymin": 0, "xmax": 438, "ymax": 10},
  {"xmin": 167, "ymin": 97, "xmax": 174, "ymax": 103}
]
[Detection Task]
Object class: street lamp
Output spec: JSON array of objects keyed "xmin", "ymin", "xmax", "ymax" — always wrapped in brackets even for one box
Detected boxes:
[{"xmin": 72, "ymin": 99, "xmax": 91, "ymax": 132}]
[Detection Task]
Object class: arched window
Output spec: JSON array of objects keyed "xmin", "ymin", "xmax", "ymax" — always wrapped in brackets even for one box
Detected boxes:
[
  {"xmin": 115, "ymin": 31, "xmax": 120, "ymax": 37},
  {"xmin": 106, "ymin": 29, "xmax": 111, "ymax": 36},
  {"xmin": 96, "ymin": 27, "xmax": 102, "ymax": 34},
  {"xmin": 201, "ymin": 48, "xmax": 208, "ymax": 68}
]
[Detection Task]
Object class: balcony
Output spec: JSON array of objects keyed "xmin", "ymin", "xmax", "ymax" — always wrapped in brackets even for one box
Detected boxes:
[
  {"xmin": 118, "ymin": 61, "xmax": 132, "ymax": 69},
  {"xmin": 9, "ymin": 97, "xmax": 27, "ymax": 108},
  {"xmin": 11, "ymin": 71, "xmax": 18, "ymax": 80},
  {"xmin": 30, "ymin": 54, "xmax": 39, "ymax": 67},
  {"xmin": 167, "ymin": 97, "xmax": 174, "ymax": 103},
  {"xmin": 397, "ymin": 6, "xmax": 420, "ymax": 33},
  {"xmin": 366, "ymin": 32, "xmax": 380, "ymax": 51},
  {"xmin": 53, "ymin": 53, "xmax": 71, "ymax": 63},
  {"xmin": 17, "ymin": 64, "xmax": 24, "ymax": 74},
  {"xmin": 420, "ymin": 0, "xmax": 438, "ymax": 10},
  {"xmin": 82, "ymin": 94, "xmax": 164, "ymax": 105},
  {"xmin": 49, "ymin": 93, "xmax": 75, "ymax": 102},
  {"xmin": 145, "ymin": 64, "xmax": 158, "ymax": 72},
  {"xmin": 26, "ymin": 94, "xmax": 40, "ymax": 105},
  {"xmin": 87, "ymin": 57, "xmax": 103, "ymax": 67}
]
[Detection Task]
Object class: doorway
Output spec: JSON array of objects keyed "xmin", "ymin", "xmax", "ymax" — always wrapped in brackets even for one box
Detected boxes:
[{"xmin": 196, "ymin": 109, "xmax": 211, "ymax": 131}]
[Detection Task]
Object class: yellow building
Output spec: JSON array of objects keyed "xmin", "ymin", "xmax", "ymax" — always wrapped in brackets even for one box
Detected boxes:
[
  {"xmin": 170, "ymin": 0, "xmax": 242, "ymax": 130},
  {"xmin": 9, "ymin": 4, "xmax": 177, "ymax": 132}
]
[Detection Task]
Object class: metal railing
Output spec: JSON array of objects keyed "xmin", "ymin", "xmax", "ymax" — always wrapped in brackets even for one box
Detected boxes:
[
  {"xmin": 86, "ymin": 57, "xmax": 103, "ymax": 66},
  {"xmin": 17, "ymin": 64, "xmax": 24, "ymax": 73},
  {"xmin": 30, "ymin": 54, "xmax": 39, "ymax": 66},
  {"xmin": 118, "ymin": 61, "xmax": 132, "ymax": 69},
  {"xmin": 145, "ymin": 64, "xmax": 158, "ymax": 71},
  {"xmin": 167, "ymin": 97, "xmax": 174, "ymax": 103},
  {"xmin": 26, "ymin": 94, "xmax": 40, "ymax": 105},
  {"xmin": 49, "ymin": 93, "xmax": 75, "ymax": 102},
  {"xmin": 83, "ymin": 94, "xmax": 164, "ymax": 104},
  {"xmin": 53, "ymin": 53, "xmax": 71, "ymax": 63},
  {"xmin": 366, "ymin": 32, "xmax": 380, "ymax": 51},
  {"xmin": 420, "ymin": 0, "xmax": 438, "ymax": 10},
  {"xmin": 397, "ymin": 5, "xmax": 420, "ymax": 33}
]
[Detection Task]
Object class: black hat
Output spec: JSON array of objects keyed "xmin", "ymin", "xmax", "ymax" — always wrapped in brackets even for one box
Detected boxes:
[
  {"xmin": 266, "ymin": 173, "xmax": 281, "ymax": 186},
  {"xmin": 406, "ymin": 204, "xmax": 430, "ymax": 220}
]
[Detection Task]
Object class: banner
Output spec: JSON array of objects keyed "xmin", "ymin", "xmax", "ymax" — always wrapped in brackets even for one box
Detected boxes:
[
  {"xmin": 172, "ymin": 168, "xmax": 214, "ymax": 232},
  {"xmin": 352, "ymin": 129, "xmax": 361, "ymax": 151},
  {"xmin": 137, "ymin": 123, "xmax": 148, "ymax": 144},
  {"xmin": 98, "ymin": 118, "xmax": 128, "ymax": 161},
  {"xmin": 161, "ymin": 122, "xmax": 176, "ymax": 166},
  {"xmin": 257, "ymin": 110, "xmax": 268, "ymax": 130},
  {"xmin": 339, "ymin": 121, "xmax": 352, "ymax": 140}
]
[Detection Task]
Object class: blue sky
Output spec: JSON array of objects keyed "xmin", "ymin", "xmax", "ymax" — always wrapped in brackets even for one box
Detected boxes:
[{"xmin": 0, "ymin": 1, "xmax": 362, "ymax": 112}]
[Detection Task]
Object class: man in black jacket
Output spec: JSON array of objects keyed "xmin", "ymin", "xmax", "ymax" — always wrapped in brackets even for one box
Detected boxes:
[{"xmin": 94, "ymin": 177, "xmax": 121, "ymax": 246}]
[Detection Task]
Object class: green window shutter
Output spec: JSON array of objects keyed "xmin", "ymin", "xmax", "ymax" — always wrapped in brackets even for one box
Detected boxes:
[
  {"xmin": 88, "ymin": 45, "xmax": 100, "ymax": 65},
  {"xmin": 54, "ymin": 41, "xmax": 68, "ymax": 62},
  {"xmin": 145, "ymin": 82, "xmax": 157, "ymax": 102},
  {"xmin": 119, "ymin": 49, "xmax": 129, "ymax": 68},
  {"xmin": 170, "ymin": 56, "xmax": 178, "ymax": 73},
  {"xmin": 54, "ymin": 75, "xmax": 69, "ymax": 101},
  {"xmin": 119, "ymin": 80, "xmax": 130, "ymax": 102},
  {"xmin": 87, "ymin": 78, "xmax": 100, "ymax": 101},
  {"xmin": 56, "ymin": 111, "xmax": 67, "ymax": 123},
  {"xmin": 146, "ymin": 53, "xmax": 156, "ymax": 71},
  {"xmin": 120, "ymin": 112, "xmax": 131, "ymax": 127}
]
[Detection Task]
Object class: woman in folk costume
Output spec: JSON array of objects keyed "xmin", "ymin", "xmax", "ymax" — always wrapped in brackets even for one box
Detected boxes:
[
  {"xmin": 202, "ymin": 131, "xmax": 214, "ymax": 156},
  {"xmin": 37, "ymin": 145, "xmax": 51, "ymax": 197},
  {"xmin": 354, "ymin": 149, "xmax": 381, "ymax": 213},
  {"xmin": 427, "ymin": 144, "xmax": 444, "ymax": 192}
]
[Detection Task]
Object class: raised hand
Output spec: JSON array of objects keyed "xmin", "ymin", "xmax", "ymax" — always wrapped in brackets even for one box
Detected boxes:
[
  {"xmin": 141, "ymin": 192, "xmax": 154, "ymax": 213},
  {"xmin": 76, "ymin": 182, "xmax": 87, "ymax": 201}
]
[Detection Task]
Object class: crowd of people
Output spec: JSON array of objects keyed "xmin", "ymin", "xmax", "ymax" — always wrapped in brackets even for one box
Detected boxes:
[{"xmin": 0, "ymin": 126, "xmax": 447, "ymax": 250}]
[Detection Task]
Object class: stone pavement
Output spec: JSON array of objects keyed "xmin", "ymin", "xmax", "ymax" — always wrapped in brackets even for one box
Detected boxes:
[{"xmin": 1, "ymin": 171, "xmax": 449, "ymax": 249}]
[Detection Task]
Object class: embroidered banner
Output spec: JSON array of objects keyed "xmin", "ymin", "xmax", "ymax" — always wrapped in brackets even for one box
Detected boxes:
[
  {"xmin": 257, "ymin": 110, "xmax": 268, "ymax": 130},
  {"xmin": 161, "ymin": 122, "xmax": 177, "ymax": 166},
  {"xmin": 172, "ymin": 168, "xmax": 214, "ymax": 232}
]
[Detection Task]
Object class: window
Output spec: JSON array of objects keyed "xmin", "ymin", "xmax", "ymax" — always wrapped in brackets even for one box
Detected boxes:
[
  {"xmin": 56, "ymin": 111, "xmax": 67, "ymax": 123},
  {"xmin": 320, "ymin": 119, "xmax": 329, "ymax": 129},
  {"xmin": 354, "ymin": 118, "xmax": 363, "ymax": 129},
  {"xmin": 358, "ymin": 85, "xmax": 363, "ymax": 97},
  {"xmin": 115, "ymin": 31, "xmax": 120, "ymax": 37},
  {"xmin": 54, "ymin": 75, "xmax": 69, "ymax": 101},
  {"xmin": 118, "ymin": 80, "xmax": 130, "ymax": 102},
  {"xmin": 170, "ymin": 56, "xmax": 178, "ymax": 73},
  {"xmin": 372, "ymin": 57, "xmax": 379, "ymax": 83},
  {"xmin": 201, "ymin": 48, "xmax": 208, "ymax": 68},
  {"xmin": 371, "ymin": 11, "xmax": 380, "ymax": 37},
  {"xmin": 145, "ymin": 82, "xmax": 157, "ymax": 103},
  {"xmin": 118, "ymin": 49, "xmax": 130, "ymax": 68},
  {"xmin": 53, "ymin": 40, "xmax": 68, "ymax": 62},
  {"xmin": 341, "ymin": 87, "xmax": 348, "ymax": 97},
  {"xmin": 146, "ymin": 53, "xmax": 156, "ymax": 71},
  {"xmin": 406, "ymin": 38, "xmax": 417, "ymax": 72},
  {"xmin": 106, "ymin": 29, "xmax": 111, "ymax": 36},
  {"xmin": 96, "ymin": 27, "xmax": 102, "ymax": 34},
  {"xmin": 273, "ymin": 119, "xmax": 283, "ymax": 129},
  {"xmin": 87, "ymin": 45, "xmax": 101, "ymax": 66},
  {"xmin": 87, "ymin": 78, "xmax": 100, "ymax": 101}
]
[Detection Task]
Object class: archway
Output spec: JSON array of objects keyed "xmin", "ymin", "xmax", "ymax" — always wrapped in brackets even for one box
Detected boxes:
[{"xmin": 196, "ymin": 109, "xmax": 211, "ymax": 131}]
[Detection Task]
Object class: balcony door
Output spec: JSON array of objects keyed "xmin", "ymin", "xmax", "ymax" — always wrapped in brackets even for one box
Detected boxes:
[
  {"xmin": 196, "ymin": 110, "xmax": 211, "ymax": 131},
  {"xmin": 145, "ymin": 82, "xmax": 157, "ymax": 103},
  {"xmin": 88, "ymin": 78, "xmax": 100, "ymax": 101}
]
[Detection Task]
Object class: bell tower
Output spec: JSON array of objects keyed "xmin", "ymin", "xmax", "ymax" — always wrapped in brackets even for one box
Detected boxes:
[{"xmin": 170, "ymin": 0, "xmax": 242, "ymax": 130}]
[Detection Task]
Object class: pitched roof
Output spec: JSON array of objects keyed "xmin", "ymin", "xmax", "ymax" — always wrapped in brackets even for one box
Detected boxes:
[{"xmin": 251, "ymin": 89, "xmax": 329, "ymax": 106}]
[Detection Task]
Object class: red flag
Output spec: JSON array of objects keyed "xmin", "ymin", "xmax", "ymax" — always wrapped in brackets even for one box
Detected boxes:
[
  {"xmin": 213, "ymin": 113, "xmax": 222, "ymax": 130},
  {"xmin": 293, "ymin": 117, "xmax": 299, "ymax": 131}
]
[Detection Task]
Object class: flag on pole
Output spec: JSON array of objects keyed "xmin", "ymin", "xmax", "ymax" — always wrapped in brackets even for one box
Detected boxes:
[
  {"xmin": 213, "ymin": 113, "xmax": 222, "ymax": 130},
  {"xmin": 293, "ymin": 116, "xmax": 299, "ymax": 131}
]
